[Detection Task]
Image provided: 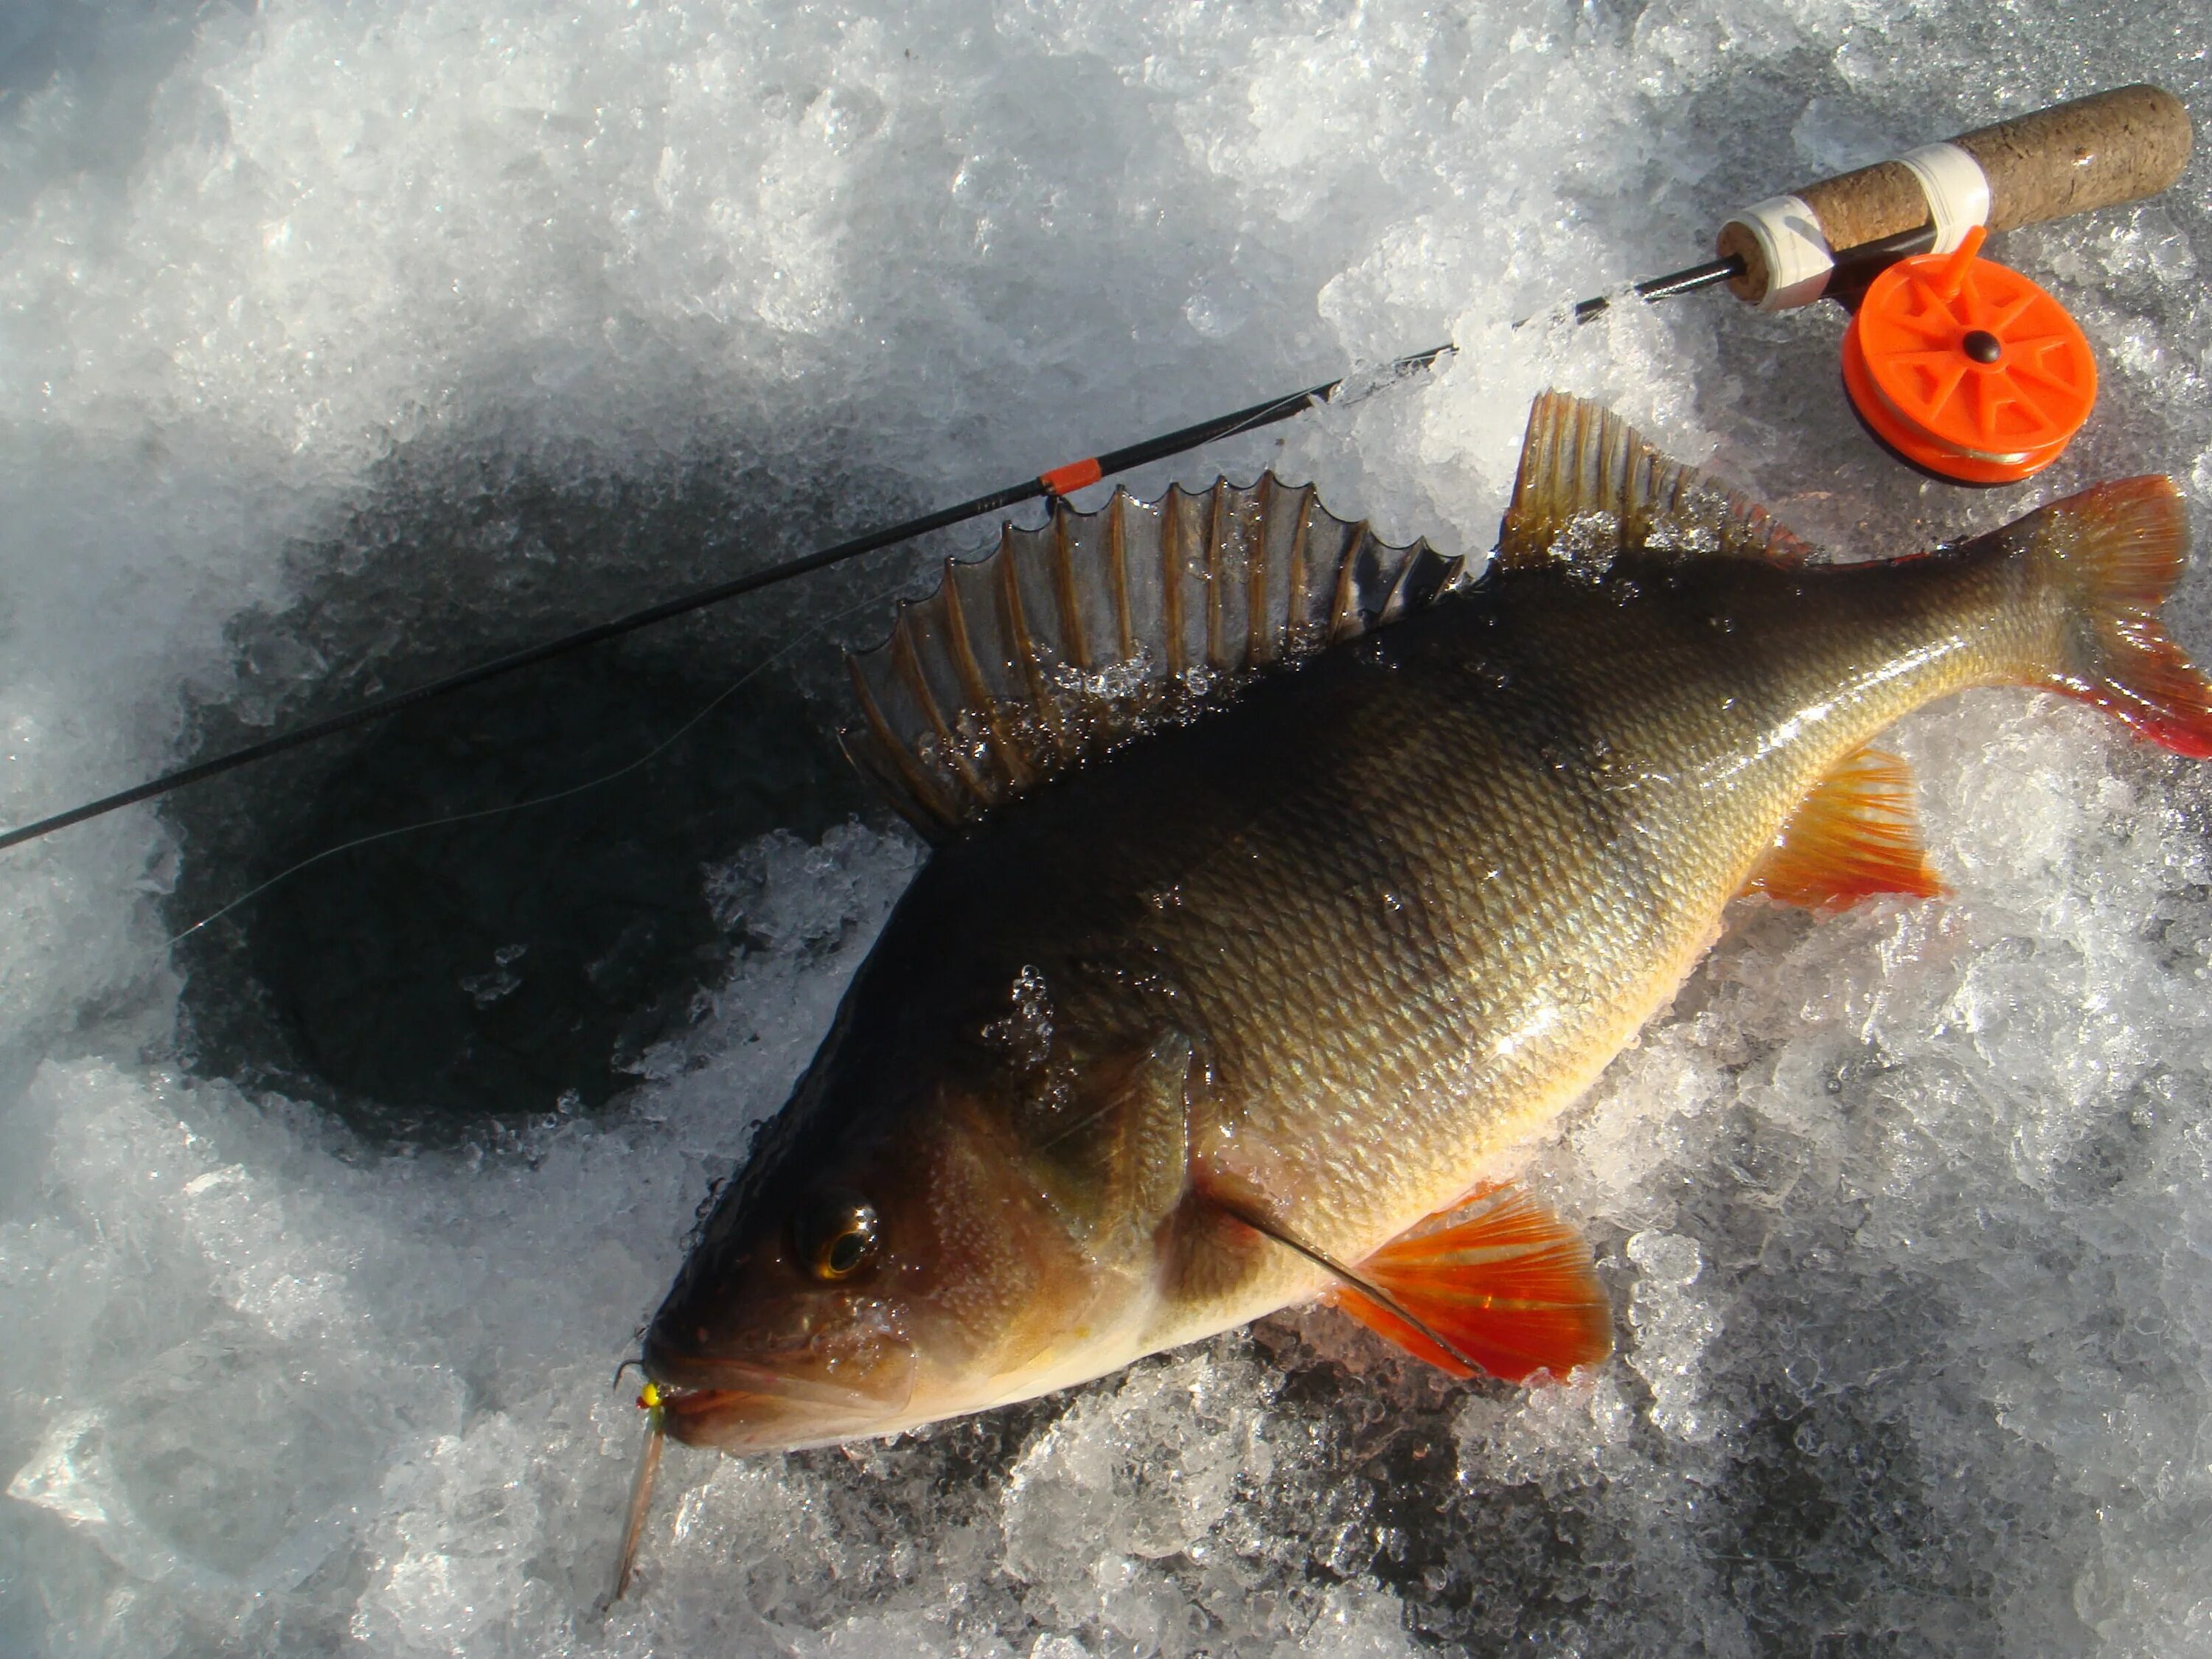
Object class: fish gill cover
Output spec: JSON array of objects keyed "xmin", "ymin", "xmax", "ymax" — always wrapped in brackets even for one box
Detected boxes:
[{"xmin": 0, "ymin": 1, "xmax": 2208, "ymax": 1656}]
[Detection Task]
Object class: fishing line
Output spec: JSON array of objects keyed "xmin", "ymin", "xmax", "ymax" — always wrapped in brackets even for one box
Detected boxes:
[
  {"xmin": 1, "ymin": 377, "xmax": 1373, "ymax": 857},
  {"xmin": 163, "ymin": 585, "xmax": 910, "ymax": 949}
]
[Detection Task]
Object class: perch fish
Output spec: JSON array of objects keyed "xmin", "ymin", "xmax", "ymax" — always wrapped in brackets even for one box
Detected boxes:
[{"xmin": 626, "ymin": 391, "xmax": 2209, "ymax": 1516}]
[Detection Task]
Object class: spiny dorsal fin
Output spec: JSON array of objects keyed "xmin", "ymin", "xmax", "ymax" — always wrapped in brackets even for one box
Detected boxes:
[
  {"xmin": 1740, "ymin": 745, "xmax": 1947, "ymax": 911},
  {"xmin": 843, "ymin": 476, "xmax": 1468, "ymax": 835},
  {"xmin": 1324, "ymin": 1184, "xmax": 1613, "ymax": 1383},
  {"xmin": 1500, "ymin": 391, "xmax": 1814, "ymax": 572}
]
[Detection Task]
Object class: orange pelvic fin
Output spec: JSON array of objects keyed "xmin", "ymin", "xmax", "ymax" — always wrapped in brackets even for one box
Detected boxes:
[
  {"xmin": 1741, "ymin": 745, "xmax": 1947, "ymax": 912},
  {"xmin": 1326, "ymin": 1186, "xmax": 1613, "ymax": 1383},
  {"xmin": 2024, "ymin": 476, "xmax": 2212, "ymax": 758}
]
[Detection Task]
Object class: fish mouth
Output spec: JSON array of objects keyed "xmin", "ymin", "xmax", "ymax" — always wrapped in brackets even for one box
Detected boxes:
[{"xmin": 642, "ymin": 1321, "xmax": 917, "ymax": 1452}]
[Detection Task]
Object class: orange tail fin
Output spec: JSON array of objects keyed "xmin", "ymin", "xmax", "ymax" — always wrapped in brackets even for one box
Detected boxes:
[{"xmin": 2025, "ymin": 476, "xmax": 2212, "ymax": 757}]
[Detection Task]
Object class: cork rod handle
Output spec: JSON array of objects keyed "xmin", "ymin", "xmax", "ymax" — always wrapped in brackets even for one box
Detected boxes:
[
  {"xmin": 1719, "ymin": 85, "xmax": 2194, "ymax": 304},
  {"xmin": 1958, "ymin": 85, "xmax": 2194, "ymax": 229}
]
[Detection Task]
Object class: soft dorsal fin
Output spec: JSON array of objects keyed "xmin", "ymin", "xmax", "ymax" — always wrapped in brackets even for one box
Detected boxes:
[
  {"xmin": 1500, "ymin": 391, "xmax": 1815, "ymax": 571},
  {"xmin": 1741, "ymin": 745, "xmax": 1947, "ymax": 911},
  {"xmin": 843, "ymin": 476, "xmax": 1469, "ymax": 835},
  {"xmin": 1322, "ymin": 1184, "xmax": 1613, "ymax": 1383}
]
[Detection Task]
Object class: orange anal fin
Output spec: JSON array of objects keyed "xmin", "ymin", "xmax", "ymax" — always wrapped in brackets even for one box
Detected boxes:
[
  {"xmin": 1326, "ymin": 1186, "xmax": 1613, "ymax": 1384},
  {"xmin": 1740, "ymin": 745, "xmax": 1946, "ymax": 912}
]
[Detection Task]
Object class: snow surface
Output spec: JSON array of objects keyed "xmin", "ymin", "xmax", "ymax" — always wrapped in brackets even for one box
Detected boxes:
[{"xmin": 2, "ymin": 1, "xmax": 2211, "ymax": 1654}]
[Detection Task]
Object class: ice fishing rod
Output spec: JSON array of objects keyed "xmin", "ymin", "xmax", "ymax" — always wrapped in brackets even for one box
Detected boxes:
[{"xmin": 0, "ymin": 84, "xmax": 2188, "ymax": 857}]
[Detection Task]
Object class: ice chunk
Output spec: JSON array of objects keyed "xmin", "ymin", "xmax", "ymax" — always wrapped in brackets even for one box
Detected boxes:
[{"xmin": 1624, "ymin": 1231, "xmax": 1724, "ymax": 1444}]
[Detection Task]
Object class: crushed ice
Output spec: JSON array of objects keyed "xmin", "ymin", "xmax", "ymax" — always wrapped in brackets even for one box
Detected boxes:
[{"xmin": 1, "ymin": 0, "xmax": 2210, "ymax": 1654}]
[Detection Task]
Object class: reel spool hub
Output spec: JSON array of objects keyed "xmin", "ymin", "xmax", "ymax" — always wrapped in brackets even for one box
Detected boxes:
[{"xmin": 1840, "ymin": 225, "xmax": 2096, "ymax": 484}]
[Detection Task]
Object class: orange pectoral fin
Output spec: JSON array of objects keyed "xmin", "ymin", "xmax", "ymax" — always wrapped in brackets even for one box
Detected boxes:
[
  {"xmin": 1740, "ymin": 745, "xmax": 1946, "ymax": 912},
  {"xmin": 1327, "ymin": 1186, "xmax": 1613, "ymax": 1383}
]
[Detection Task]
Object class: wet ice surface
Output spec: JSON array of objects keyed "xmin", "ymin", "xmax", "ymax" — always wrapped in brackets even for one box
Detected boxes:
[{"xmin": 2, "ymin": 0, "xmax": 2211, "ymax": 1654}]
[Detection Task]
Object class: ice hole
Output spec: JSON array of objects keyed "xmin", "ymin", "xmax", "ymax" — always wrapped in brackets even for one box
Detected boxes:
[{"xmin": 159, "ymin": 436, "xmax": 893, "ymax": 1135}]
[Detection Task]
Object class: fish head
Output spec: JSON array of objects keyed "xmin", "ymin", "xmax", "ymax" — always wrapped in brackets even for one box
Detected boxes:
[{"xmin": 642, "ymin": 954, "xmax": 1191, "ymax": 1451}]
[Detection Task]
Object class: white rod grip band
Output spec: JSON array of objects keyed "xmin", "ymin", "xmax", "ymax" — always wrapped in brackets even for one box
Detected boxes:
[
  {"xmin": 1896, "ymin": 142, "xmax": 1992, "ymax": 253},
  {"xmin": 1721, "ymin": 195, "xmax": 1835, "ymax": 311}
]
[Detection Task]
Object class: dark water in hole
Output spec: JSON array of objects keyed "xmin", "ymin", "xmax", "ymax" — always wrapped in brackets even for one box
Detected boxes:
[
  {"xmin": 167, "ymin": 652, "xmax": 872, "ymax": 1136},
  {"xmin": 161, "ymin": 429, "xmax": 915, "ymax": 1138}
]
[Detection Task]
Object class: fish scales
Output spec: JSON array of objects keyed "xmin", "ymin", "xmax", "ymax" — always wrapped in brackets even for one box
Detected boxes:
[
  {"xmin": 622, "ymin": 393, "xmax": 2210, "ymax": 1508},
  {"xmin": 906, "ymin": 545, "xmax": 2031, "ymax": 1352}
]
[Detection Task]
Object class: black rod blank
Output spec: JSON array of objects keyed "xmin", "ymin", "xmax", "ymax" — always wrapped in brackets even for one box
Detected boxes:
[
  {"xmin": 1573, "ymin": 254, "xmax": 1744, "ymax": 322},
  {"xmin": 0, "ymin": 372, "xmax": 1374, "ymax": 854},
  {"xmin": 0, "ymin": 252, "xmax": 1784, "ymax": 855}
]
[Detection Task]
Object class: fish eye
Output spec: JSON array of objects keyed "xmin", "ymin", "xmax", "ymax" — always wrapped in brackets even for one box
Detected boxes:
[{"xmin": 792, "ymin": 1189, "xmax": 880, "ymax": 1281}]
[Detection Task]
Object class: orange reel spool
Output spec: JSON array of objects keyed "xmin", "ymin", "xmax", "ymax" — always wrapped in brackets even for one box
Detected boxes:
[{"xmin": 1840, "ymin": 226, "xmax": 2096, "ymax": 484}]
